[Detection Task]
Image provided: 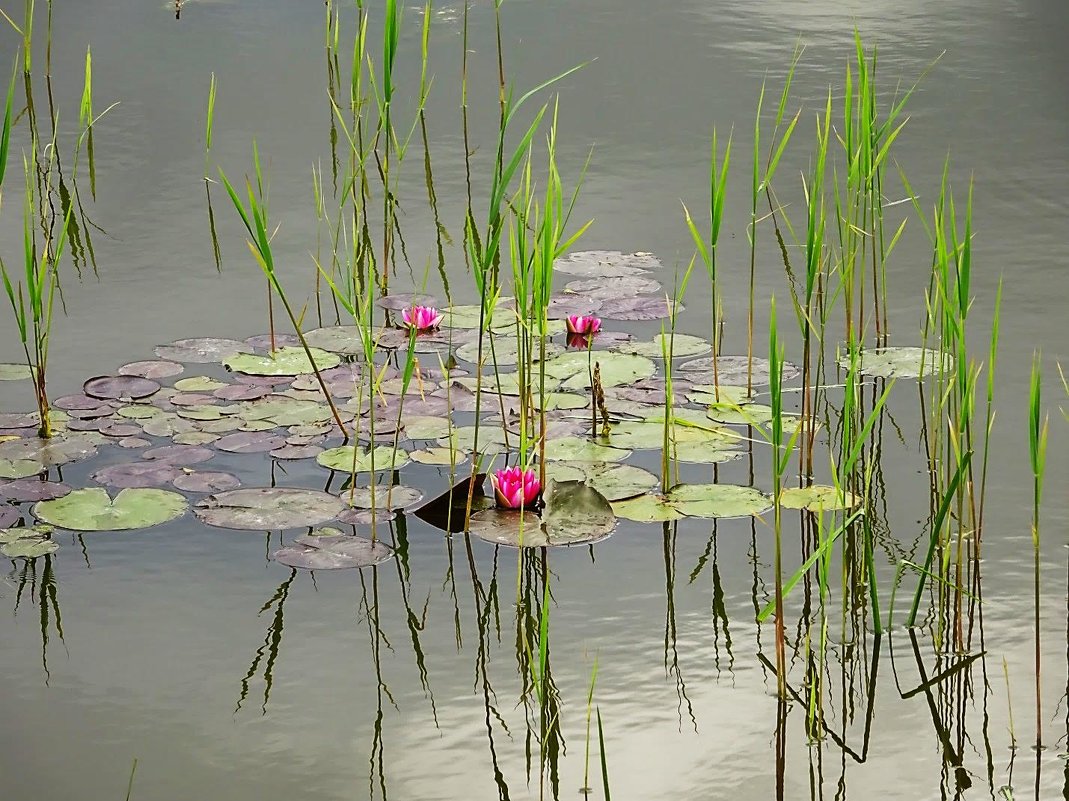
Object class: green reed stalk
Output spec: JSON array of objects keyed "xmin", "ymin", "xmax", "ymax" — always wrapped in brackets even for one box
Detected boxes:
[
  {"xmin": 582, "ymin": 656, "xmax": 599, "ymax": 795},
  {"xmin": 219, "ymin": 155, "xmax": 349, "ymax": 440},
  {"xmin": 683, "ymin": 127, "xmax": 731, "ymax": 396},
  {"xmin": 768, "ymin": 299, "xmax": 789, "ymax": 697},
  {"xmin": 0, "ymin": 157, "xmax": 72, "ymax": 438},
  {"xmin": 747, "ymin": 53, "xmax": 800, "ymax": 392},
  {"xmin": 1028, "ymin": 350, "xmax": 1048, "ymax": 748}
]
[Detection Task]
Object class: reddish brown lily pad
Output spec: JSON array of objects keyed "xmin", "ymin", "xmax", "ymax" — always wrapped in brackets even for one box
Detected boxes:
[
  {"xmin": 0, "ymin": 478, "xmax": 73, "ymax": 502},
  {"xmin": 214, "ymin": 432, "xmax": 288, "ymax": 453},
  {"xmin": 155, "ymin": 337, "xmax": 248, "ymax": 363},
  {"xmin": 118, "ymin": 360, "xmax": 185, "ymax": 380},
  {"xmin": 172, "ymin": 471, "xmax": 241, "ymax": 493},
  {"xmin": 194, "ymin": 487, "xmax": 345, "ymax": 530},
  {"xmin": 91, "ymin": 461, "xmax": 182, "ymax": 489},
  {"xmin": 84, "ymin": 375, "xmax": 161, "ymax": 401},
  {"xmin": 143, "ymin": 445, "xmax": 215, "ymax": 466}
]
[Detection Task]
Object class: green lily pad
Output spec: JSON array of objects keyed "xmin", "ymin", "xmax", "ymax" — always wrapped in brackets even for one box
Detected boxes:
[
  {"xmin": 275, "ymin": 532, "xmax": 394, "ymax": 570},
  {"xmin": 239, "ymin": 396, "xmax": 333, "ymax": 427},
  {"xmin": 606, "ymin": 420, "xmax": 736, "ymax": 450},
  {"xmin": 542, "ymin": 436, "xmax": 630, "ymax": 463},
  {"xmin": 1, "ymin": 525, "xmax": 59, "ymax": 558},
  {"xmin": 317, "ymin": 445, "xmax": 411, "ymax": 473},
  {"xmin": 779, "ymin": 485, "xmax": 860, "ymax": 511},
  {"xmin": 553, "ymin": 250, "xmax": 659, "ymax": 278},
  {"xmin": 402, "ymin": 416, "xmax": 455, "ymax": 441},
  {"xmin": 34, "ymin": 487, "xmax": 188, "ymax": 531},
  {"xmin": 842, "ymin": 346, "xmax": 953, "ymax": 379},
  {"xmin": 543, "ymin": 351, "xmax": 656, "ymax": 390},
  {"xmin": 441, "ymin": 303, "xmax": 515, "ymax": 331},
  {"xmin": 685, "ymin": 384, "xmax": 754, "ymax": 406},
  {"xmin": 173, "ymin": 376, "xmax": 228, "ymax": 392},
  {"xmin": 223, "ymin": 346, "xmax": 341, "ymax": 377},
  {"xmin": 456, "ymin": 334, "xmax": 563, "ymax": 366},
  {"xmin": 410, "ymin": 447, "xmax": 466, "ymax": 466},
  {"xmin": 612, "ymin": 334, "xmax": 711, "ymax": 359},
  {"xmin": 0, "ymin": 524, "xmax": 53, "ymax": 544},
  {"xmin": 610, "ymin": 494, "xmax": 683, "ymax": 523},
  {"xmin": 705, "ymin": 403, "xmax": 775, "ymax": 426},
  {"xmin": 341, "ymin": 484, "xmax": 423, "ymax": 511},
  {"xmin": 304, "ymin": 326, "xmax": 364, "ymax": 356},
  {"xmin": 665, "ymin": 483, "xmax": 771, "ymax": 518},
  {"xmin": 533, "ymin": 392, "xmax": 589, "ymax": 411},
  {"xmin": 194, "ymin": 488, "xmax": 345, "ymax": 530},
  {"xmin": 0, "ymin": 363, "xmax": 34, "ymax": 381}
]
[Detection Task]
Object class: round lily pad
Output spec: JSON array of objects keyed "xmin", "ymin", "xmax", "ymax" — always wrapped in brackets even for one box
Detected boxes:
[
  {"xmin": 244, "ymin": 333, "xmax": 301, "ymax": 351},
  {"xmin": 155, "ymin": 337, "xmax": 248, "ymax": 363},
  {"xmin": 553, "ymin": 250, "xmax": 659, "ymax": 278},
  {"xmin": 118, "ymin": 360, "xmax": 184, "ymax": 380},
  {"xmin": 270, "ymin": 444, "xmax": 324, "ymax": 461},
  {"xmin": 0, "ymin": 413, "xmax": 38, "ymax": 430},
  {"xmin": 0, "ymin": 433, "xmax": 98, "ymax": 478},
  {"xmin": 84, "ymin": 375, "xmax": 161, "ymax": 401},
  {"xmin": 678, "ymin": 355, "xmax": 799, "ymax": 385},
  {"xmin": 779, "ymin": 485, "xmax": 860, "ymax": 512},
  {"xmin": 274, "ymin": 532, "xmax": 394, "ymax": 570},
  {"xmin": 0, "ymin": 478, "xmax": 72, "ymax": 502},
  {"xmin": 194, "ymin": 488, "xmax": 345, "ymax": 530},
  {"xmin": 223, "ymin": 346, "xmax": 340, "ymax": 377},
  {"xmin": 214, "ymin": 432, "xmax": 288, "ymax": 453},
  {"xmin": 410, "ymin": 447, "xmax": 466, "ymax": 466},
  {"xmin": 174, "ymin": 376, "xmax": 228, "ymax": 393},
  {"xmin": 0, "ymin": 363, "xmax": 34, "ymax": 381},
  {"xmin": 612, "ymin": 334, "xmax": 711, "ymax": 359},
  {"xmin": 117, "ymin": 437, "xmax": 152, "ymax": 449},
  {"xmin": 97, "ymin": 422, "xmax": 143, "ymax": 438},
  {"xmin": 304, "ymin": 326, "xmax": 364, "ymax": 356},
  {"xmin": 542, "ymin": 436, "xmax": 631, "ymax": 463},
  {"xmin": 213, "ymin": 383, "xmax": 272, "ymax": 401},
  {"xmin": 171, "ymin": 471, "xmax": 241, "ymax": 493},
  {"xmin": 563, "ymin": 275, "xmax": 662, "ymax": 298},
  {"xmin": 842, "ymin": 346, "xmax": 953, "ymax": 379},
  {"xmin": 53, "ymin": 394, "xmax": 109, "ymax": 411},
  {"xmin": 598, "ymin": 295, "xmax": 681, "ymax": 321},
  {"xmin": 34, "ymin": 487, "xmax": 188, "ymax": 531},
  {"xmin": 91, "ymin": 462, "xmax": 181, "ymax": 489},
  {"xmin": 341, "ymin": 484, "xmax": 423, "ymax": 511},
  {"xmin": 317, "ymin": 445, "xmax": 410, "ymax": 473},
  {"xmin": 610, "ymin": 494, "xmax": 684, "ymax": 523},
  {"xmin": 377, "ymin": 292, "xmax": 438, "ymax": 311},
  {"xmin": 143, "ymin": 445, "xmax": 215, "ymax": 466},
  {"xmin": 665, "ymin": 483, "xmax": 772, "ymax": 518}
]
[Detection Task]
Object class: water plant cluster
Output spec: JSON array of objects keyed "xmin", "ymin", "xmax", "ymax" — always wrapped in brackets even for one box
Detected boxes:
[{"xmin": 1, "ymin": 1, "xmax": 1067, "ymax": 798}]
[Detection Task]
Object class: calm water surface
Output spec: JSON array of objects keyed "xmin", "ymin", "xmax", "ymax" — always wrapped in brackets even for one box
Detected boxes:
[{"xmin": 1, "ymin": 1, "xmax": 1068, "ymax": 799}]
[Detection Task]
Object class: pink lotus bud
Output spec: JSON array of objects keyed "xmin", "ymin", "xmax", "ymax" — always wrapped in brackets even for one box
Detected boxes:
[
  {"xmin": 566, "ymin": 315, "xmax": 601, "ymax": 335},
  {"xmin": 489, "ymin": 465, "xmax": 541, "ymax": 509},
  {"xmin": 401, "ymin": 305, "xmax": 444, "ymax": 332}
]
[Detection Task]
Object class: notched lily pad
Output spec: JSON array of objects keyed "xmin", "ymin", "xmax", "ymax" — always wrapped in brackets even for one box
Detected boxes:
[
  {"xmin": 0, "ymin": 363, "xmax": 35, "ymax": 381},
  {"xmin": 274, "ymin": 531, "xmax": 394, "ymax": 570},
  {"xmin": 665, "ymin": 483, "xmax": 771, "ymax": 518},
  {"xmin": 611, "ymin": 494, "xmax": 684, "ymax": 523},
  {"xmin": 118, "ymin": 360, "xmax": 184, "ymax": 379},
  {"xmin": 194, "ymin": 488, "xmax": 345, "ymax": 530},
  {"xmin": 679, "ymin": 355, "xmax": 799, "ymax": 386},
  {"xmin": 34, "ymin": 487, "xmax": 188, "ymax": 531},
  {"xmin": 317, "ymin": 445, "xmax": 411, "ymax": 473},
  {"xmin": 779, "ymin": 485, "xmax": 860, "ymax": 512},
  {"xmin": 554, "ymin": 250, "xmax": 660, "ymax": 278},
  {"xmin": 91, "ymin": 462, "xmax": 180, "ymax": 488},
  {"xmin": 223, "ymin": 346, "xmax": 340, "ymax": 377},
  {"xmin": 842, "ymin": 346, "xmax": 953, "ymax": 379},
  {"xmin": 155, "ymin": 337, "xmax": 248, "ymax": 363},
  {"xmin": 341, "ymin": 484, "xmax": 423, "ymax": 511},
  {"xmin": 0, "ymin": 478, "xmax": 72, "ymax": 502},
  {"xmin": 172, "ymin": 471, "xmax": 242, "ymax": 493}
]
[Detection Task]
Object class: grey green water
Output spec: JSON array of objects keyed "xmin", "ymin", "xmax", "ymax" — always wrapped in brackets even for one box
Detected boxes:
[{"xmin": 1, "ymin": 1, "xmax": 1068, "ymax": 799}]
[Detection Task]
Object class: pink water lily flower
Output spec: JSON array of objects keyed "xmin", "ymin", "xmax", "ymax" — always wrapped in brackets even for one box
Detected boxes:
[
  {"xmin": 566, "ymin": 315, "xmax": 601, "ymax": 335},
  {"xmin": 490, "ymin": 466, "xmax": 541, "ymax": 509},
  {"xmin": 402, "ymin": 305, "xmax": 444, "ymax": 332}
]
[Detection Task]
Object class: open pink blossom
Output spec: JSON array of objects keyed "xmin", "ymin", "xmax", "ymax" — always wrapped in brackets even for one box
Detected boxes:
[
  {"xmin": 566, "ymin": 315, "xmax": 601, "ymax": 335},
  {"xmin": 401, "ymin": 305, "xmax": 444, "ymax": 332},
  {"xmin": 490, "ymin": 466, "xmax": 541, "ymax": 509}
]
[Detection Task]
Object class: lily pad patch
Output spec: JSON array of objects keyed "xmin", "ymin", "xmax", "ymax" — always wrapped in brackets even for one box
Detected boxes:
[{"xmin": 194, "ymin": 488, "xmax": 345, "ymax": 530}]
